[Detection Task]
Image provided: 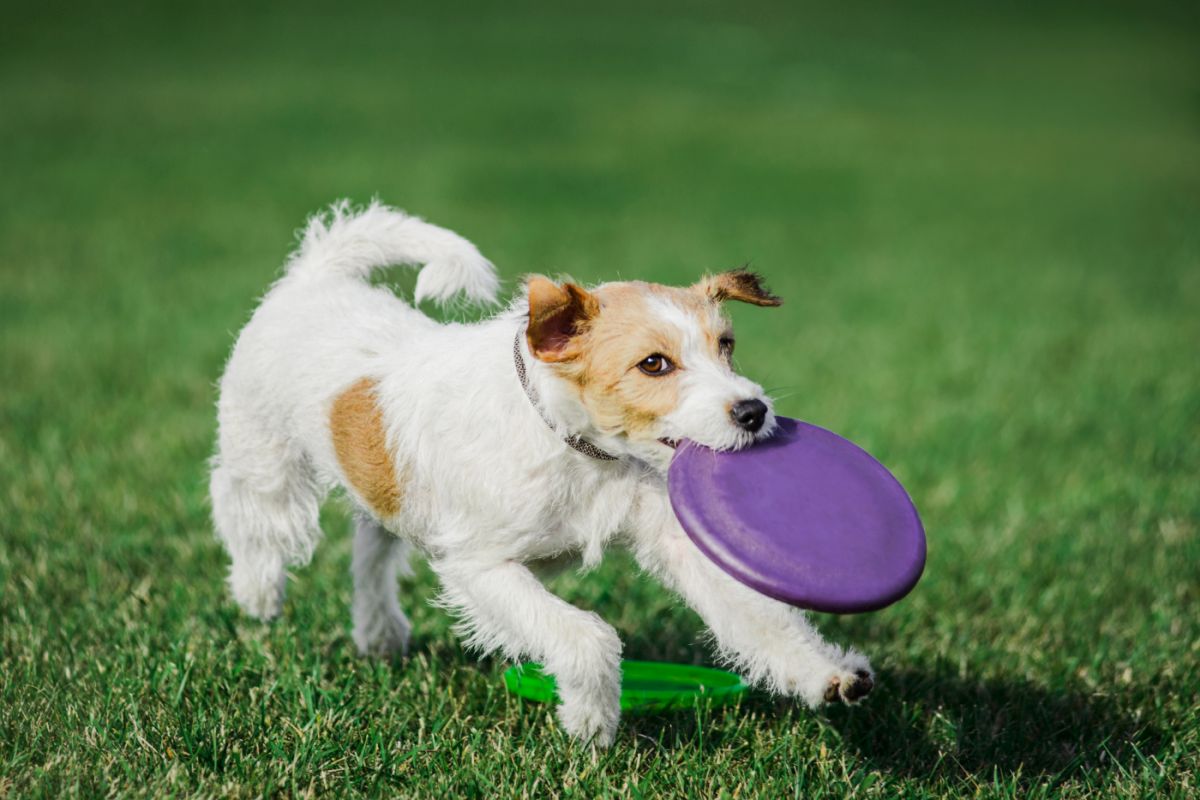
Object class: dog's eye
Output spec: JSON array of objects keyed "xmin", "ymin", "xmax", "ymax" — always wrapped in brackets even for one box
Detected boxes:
[
  {"xmin": 637, "ymin": 354, "xmax": 675, "ymax": 376},
  {"xmin": 719, "ymin": 336, "xmax": 735, "ymax": 357}
]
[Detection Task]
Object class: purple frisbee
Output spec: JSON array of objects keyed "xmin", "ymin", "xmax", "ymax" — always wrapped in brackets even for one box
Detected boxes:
[{"xmin": 668, "ymin": 417, "xmax": 925, "ymax": 614}]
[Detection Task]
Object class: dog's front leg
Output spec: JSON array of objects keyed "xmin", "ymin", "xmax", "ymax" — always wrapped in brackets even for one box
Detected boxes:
[
  {"xmin": 435, "ymin": 558, "xmax": 623, "ymax": 746},
  {"xmin": 628, "ymin": 492, "xmax": 874, "ymax": 707}
]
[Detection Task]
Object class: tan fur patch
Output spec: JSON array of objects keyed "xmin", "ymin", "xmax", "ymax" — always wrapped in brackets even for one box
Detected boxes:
[
  {"xmin": 696, "ymin": 268, "xmax": 782, "ymax": 307},
  {"xmin": 330, "ymin": 378, "xmax": 403, "ymax": 517},
  {"xmin": 526, "ymin": 276, "xmax": 600, "ymax": 361}
]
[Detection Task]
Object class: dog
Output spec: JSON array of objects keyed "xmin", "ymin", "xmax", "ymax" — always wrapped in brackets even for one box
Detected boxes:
[{"xmin": 210, "ymin": 201, "xmax": 874, "ymax": 746}]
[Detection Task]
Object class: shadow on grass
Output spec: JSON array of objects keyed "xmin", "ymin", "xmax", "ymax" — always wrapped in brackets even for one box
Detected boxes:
[
  {"xmin": 829, "ymin": 667, "xmax": 1160, "ymax": 785},
  {"xmin": 623, "ymin": 665, "xmax": 1160, "ymax": 787}
]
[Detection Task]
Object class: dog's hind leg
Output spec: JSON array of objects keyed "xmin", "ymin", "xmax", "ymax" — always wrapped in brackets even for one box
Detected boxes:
[
  {"xmin": 351, "ymin": 516, "xmax": 413, "ymax": 657},
  {"xmin": 210, "ymin": 436, "xmax": 323, "ymax": 621}
]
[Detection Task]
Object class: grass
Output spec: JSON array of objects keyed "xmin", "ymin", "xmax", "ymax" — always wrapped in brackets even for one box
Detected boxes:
[{"xmin": 1, "ymin": 0, "xmax": 1198, "ymax": 796}]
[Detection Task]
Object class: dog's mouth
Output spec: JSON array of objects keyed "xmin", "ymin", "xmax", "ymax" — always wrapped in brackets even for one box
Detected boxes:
[{"xmin": 658, "ymin": 437, "xmax": 679, "ymax": 450}]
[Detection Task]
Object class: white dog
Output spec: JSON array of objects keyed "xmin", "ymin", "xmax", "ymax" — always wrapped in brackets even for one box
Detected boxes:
[{"xmin": 210, "ymin": 201, "xmax": 874, "ymax": 746}]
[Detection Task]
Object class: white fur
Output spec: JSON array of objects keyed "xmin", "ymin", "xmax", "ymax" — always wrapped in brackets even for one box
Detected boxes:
[
  {"xmin": 649, "ymin": 294, "xmax": 779, "ymax": 457},
  {"xmin": 210, "ymin": 201, "xmax": 873, "ymax": 747},
  {"xmin": 289, "ymin": 200, "xmax": 499, "ymax": 306}
]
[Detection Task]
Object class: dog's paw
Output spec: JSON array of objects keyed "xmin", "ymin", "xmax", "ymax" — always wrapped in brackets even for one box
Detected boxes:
[
  {"xmin": 556, "ymin": 695, "xmax": 620, "ymax": 748},
  {"xmin": 228, "ymin": 561, "xmax": 286, "ymax": 621},
  {"xmin": 353, "ymin": 609, "xmax": 411, "ymax": 658},
  {"xmin": 555, "ymin": 670, "xmax": 621, "ymax": 748},
  {"xmin": 783, "ymin": 649, "xmax": 875, "ymax": 708},
  {"xmin": 823, "ymin": 669, "xmax": 875, "ymax": 705}
]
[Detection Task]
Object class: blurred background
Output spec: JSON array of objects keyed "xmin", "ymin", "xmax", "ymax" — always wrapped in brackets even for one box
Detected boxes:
[{"xmin": 1, "ymin": 0, "xmax": 1197, "ymax": 796}]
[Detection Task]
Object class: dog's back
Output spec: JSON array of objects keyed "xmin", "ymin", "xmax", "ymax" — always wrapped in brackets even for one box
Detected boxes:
[{"xmin": 210, "ymin": 202, "xmax": 497, "ymax": 620}]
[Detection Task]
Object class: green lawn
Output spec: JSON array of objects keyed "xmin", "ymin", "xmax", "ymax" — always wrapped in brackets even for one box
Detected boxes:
[{"xmin": 2, "ymin": 1, "xmax": 1198, "ymax": 796}]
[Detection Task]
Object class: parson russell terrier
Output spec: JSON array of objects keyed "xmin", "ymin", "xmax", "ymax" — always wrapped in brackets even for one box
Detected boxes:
[{"xmin": 210, "ymin": 201, "xmax": 873, "ymax": 746}]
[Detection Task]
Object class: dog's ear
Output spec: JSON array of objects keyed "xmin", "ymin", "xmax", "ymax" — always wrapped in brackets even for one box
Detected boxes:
[
  {"xmin": 525, "ymin": 276, "xmax": 600, "ymax": 362},
  {"xmin": 695, "ymin": 268, "xmax": 782, "ymax": 307}
]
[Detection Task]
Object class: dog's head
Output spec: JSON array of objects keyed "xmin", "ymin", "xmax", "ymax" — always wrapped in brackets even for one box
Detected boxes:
[{"xmin": 526, "ymin": 269, "xmax": 781, "ymax": 469}]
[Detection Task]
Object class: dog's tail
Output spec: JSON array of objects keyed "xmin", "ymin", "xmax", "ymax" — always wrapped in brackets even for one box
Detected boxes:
[{"xmin": 284, "ymin": 200, "xmax": 499, "ymax": 306}]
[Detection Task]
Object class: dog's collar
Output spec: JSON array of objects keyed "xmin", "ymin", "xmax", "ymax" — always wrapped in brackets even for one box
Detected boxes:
[{"xmin": 513, "ymin": 327, "xmax": 619, "ymax": 462}]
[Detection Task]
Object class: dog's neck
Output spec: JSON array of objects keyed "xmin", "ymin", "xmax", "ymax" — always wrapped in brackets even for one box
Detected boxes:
[{"xmin": 512, "ymin": 326, "xmax": 619, "ymax": 462}]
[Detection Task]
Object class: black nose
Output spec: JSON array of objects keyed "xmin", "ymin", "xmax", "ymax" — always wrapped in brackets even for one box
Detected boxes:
[{"xmin": 730, "ymin": 398, "xmax": 768, "ymax": 432}]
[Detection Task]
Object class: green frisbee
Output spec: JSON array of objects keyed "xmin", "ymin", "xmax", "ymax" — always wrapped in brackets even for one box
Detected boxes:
[{"xmin": 503, "ymin": 660, "xmax": 748, "ymax": 713}]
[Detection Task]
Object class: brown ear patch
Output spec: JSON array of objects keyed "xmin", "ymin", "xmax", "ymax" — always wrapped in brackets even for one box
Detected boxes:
[
  {"xmin": 698, "ymin": 268, "xmax": 782, "ymax": 307},
  {"xmin": 330, "ymin": 378, "xmax": 403, "ymax": 518},
  {"xmin": 525, "ymin": 276, "xmax": 600, "ymax": 362}
]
